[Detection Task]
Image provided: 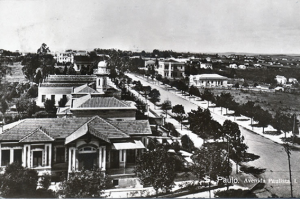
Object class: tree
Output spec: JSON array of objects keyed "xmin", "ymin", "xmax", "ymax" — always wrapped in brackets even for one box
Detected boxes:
[
  {"xmin": 59, "ymin": 168, "xmax": 107, "ymax": 198},
  {"xmin": 191, "ymin": 144, "xmax": 232, "ymax": 197},
  {"xmin": 135, "ymin": 147, "xmax": 176, "ymax": 195},
  {"xmin": 188, "ymin": 108, "xmax": 217, "ymax": 142},
  {"xmin": 254, "ymin": 109, "xmax": 272, "ymax": 133},
  {"xmin": 161, "ymin": 100, "xmax": 172, "ymax": 118},
  {"xmin": 37, "ymin": 43, "xmax": 50, "ymax": 55},
  {"xmin": 0, "ymin": 99, "xmax": 8, "ymax": 123},
  {"xmin": 0, "ymin": 163, "xmax": 39, "ymax": 197},
  {"xmin": 234, "ymin": 82, "xmax": 240, "ymax": 88},
  {"xmin": 44, "ymin": 99, "xmax": 56, "ymax": 114},
  {"xmin": 35, "ymin": 70, "xmax": 42, "ymax": 84},
  {"xmin": 189, "ymin": 85, "xmax": 201, "ymax": 97},
  {"xmin": 201, "ymin": 89, "xmax": 215, "ymax": 108},
  {"xmin": 58, "ymin": 97, "xmax": 68, "ymax": 107},
  {"xmin": 242, "ymin": 82, "xmax": 249, "ymax": 88},
  {"xmin": 181, "ymin": 134, "xmax": 195, "ymax": 152},
  {"xmin": 149, "ymin": 89, "xmax": 160, "ymax": 104},
  {"xmin": 222, "ymin": 120, "xmax": 248, "ymax": 173},
  {"xmin": 172, "ymin": 104, "xmax": 185, "ymax": 130}
]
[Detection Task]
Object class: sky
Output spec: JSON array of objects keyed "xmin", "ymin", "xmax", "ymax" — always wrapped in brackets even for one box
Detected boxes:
[{"xmin": 1, "ymin": 0, "xmax": 300, "ymax": 54}]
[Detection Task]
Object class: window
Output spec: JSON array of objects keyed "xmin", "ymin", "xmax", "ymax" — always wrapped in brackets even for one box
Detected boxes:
[
  {"xmin": 14, "ymin": 149, "xmax": 22, "ymax": 164},
  {"xmin": 33, "ymin": 151, "xmax": 43, "ymax": 167},
  {"xmin": 56, "ymin": 147, "xmax": 65, "ymax": 163},
  {"xmin": 42, "ymin": 95, "xmax": 46, "ymax": 102},
  {"xmin": 51, "ymin": 95, "xmax": 55, "ymax": 101},
  {"xmin": 1, "ymin": 150, "xmax": 10, "ymax": 166}
]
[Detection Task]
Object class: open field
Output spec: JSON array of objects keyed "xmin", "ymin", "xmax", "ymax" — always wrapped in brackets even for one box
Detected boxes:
[{"xmin": 200, "ymin": 88, "xmax": 300, "ymax": 120}]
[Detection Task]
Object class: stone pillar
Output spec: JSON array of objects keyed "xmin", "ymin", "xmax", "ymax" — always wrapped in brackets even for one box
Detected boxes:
[
  {"xmin": 9, "ymin": 149, "xmax": 14, "ymax": 164},
  {"xmin": 99, "ymin": 147, "xmax": 102, "ymax": 169},
  {"xmin": 68, "ymin": 148, "xmax": 72, "ymax": 172},
  {"xmin": 27, "ymin": 145, "xmax": 31, "ymax": 168},
  {"xmin": 0, "ymin": 144, "xmax": 2, "ymax": 166},
  {"xmin": 48, "ymin": 144, "xmax": 52, "ymax": 166},
  {"xmin": 44, "ymin": 145, "xmax": 48, "ymax": 166},
  {"xmin": 102, "ymin": 146, "xmax": 106, "ymax": 171},
  {"xmin": 73, "ymin": 148, "xmax": 76, "ymax": 171}
]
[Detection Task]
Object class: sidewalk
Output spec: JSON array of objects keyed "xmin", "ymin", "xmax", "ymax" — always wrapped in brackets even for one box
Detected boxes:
[
  {"xmin": 132, "ymin": 74, "xmax": 296, "ymax": 147},
  {"xmin": 127, "ymin": 86, "xmax": 204, "ymax": 148}
]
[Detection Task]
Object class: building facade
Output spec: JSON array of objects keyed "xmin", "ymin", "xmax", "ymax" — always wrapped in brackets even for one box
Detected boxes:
[
  {"xmin": 189, "ymin": 74, "xmax": 228, "ymax": 88},
  {"xmin": 0, "ymin": 116, "xmax": 151, "ymax": 177},
  {"xmin": 155, "ymin": 59, "xmax": 185, "ymax": 78}
]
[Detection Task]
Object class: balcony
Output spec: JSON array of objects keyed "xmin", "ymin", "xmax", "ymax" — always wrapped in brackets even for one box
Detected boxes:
[{"xmin": 93, "ymin": 68, "xmax": 110, "ymax": 75}]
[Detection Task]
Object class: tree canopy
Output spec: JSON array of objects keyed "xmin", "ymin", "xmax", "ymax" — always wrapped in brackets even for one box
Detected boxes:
[{"xmin": 135, "ymin": 146, "xmax": 176, "ymax": 195}]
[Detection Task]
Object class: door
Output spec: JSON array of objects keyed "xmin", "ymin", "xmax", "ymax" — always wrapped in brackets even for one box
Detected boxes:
[{"xmin": 111, "ymin": 150, "xmax": 119, "ymax": 168}]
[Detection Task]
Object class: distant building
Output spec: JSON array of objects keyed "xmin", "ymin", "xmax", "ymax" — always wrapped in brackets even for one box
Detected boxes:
[
  {"xmin": 227, "ymin": 64, "xmax": 238, "ymax": 69},
  {"xmin": 155, "ymin": 58, "xmax": 185, "ymax": 78},
  {"xmin": 275, "ymin": 75, "xmax": 287, "ymax": 84},
  {"xmin": 238, "ymin": 65, "xmax": 247, "ymax": 69},
  {"xmin": 73, "ymin": 56, "xmax": 94, "ymax": 72},
  {"xmin": 56, "ymin": 52, "xmax": 74, "ymax": 64},
  {"xmin": 37, "ymin": 62, "xmax": 120, "ymax": 107},
  {"xmin": 189, "ymin": 74, "xmax": 228, "ymax": 88},
  {"xmin": 200, "ymin": 63, "xmax": 213, "ymax": 69},
  {"xmin": 289, "ymin": 78, "xmax": 298, "ymax": 84}
]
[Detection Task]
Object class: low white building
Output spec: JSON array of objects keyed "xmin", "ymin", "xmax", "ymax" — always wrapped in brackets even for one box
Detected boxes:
[
  {"xmin": 189, "ymin": 74, "xmax": 228, "ymax": 88},
  {"xmin": 227, "ymin": 64, "xmax": 238, "ymax": 69},
  {"xmin": 200, "ymin": 63, "xmax": 213, "ymax": 69},
  {"xmin": 289, "ymin": 78, "xmax": 298, "ymax": 84},
  {"xmin": 275, "ymin": 75, "xmax": 287, "ymax": 84},
  {"xmin": 238, "ymin": 65, "xmax": 247, "ymax": 69}
]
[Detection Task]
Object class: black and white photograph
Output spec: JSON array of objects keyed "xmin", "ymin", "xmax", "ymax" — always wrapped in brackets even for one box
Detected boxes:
[{"xmin": 0, "ymin": 0, "xmax": 300, "ymax": 198}]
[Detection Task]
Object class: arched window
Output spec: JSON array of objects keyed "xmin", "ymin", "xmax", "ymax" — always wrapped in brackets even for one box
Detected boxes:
[{"xmin": 79, "ymin": 146, "xmax": 97, "ymax": 154}]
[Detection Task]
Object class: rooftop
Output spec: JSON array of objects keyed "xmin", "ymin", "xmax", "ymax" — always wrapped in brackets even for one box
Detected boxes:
[
  {"xmin": 0, "ymin": 116, "xmax": 151, "ymax": 142},
  {"xmin": 191, "ymin": 74, "xmax": 228, "ymax": 80}
]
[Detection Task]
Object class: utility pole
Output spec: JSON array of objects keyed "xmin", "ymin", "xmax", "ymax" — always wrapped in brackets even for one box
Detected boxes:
[{"xmin": 284, "ymin": 143, "xmax": 293, "ymax": 198}]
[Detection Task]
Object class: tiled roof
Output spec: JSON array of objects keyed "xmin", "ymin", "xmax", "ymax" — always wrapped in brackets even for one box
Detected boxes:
[
  {"xmin": 0, "ymin": 118, "xmax": 91, "ymax": 141},
  {"xmin": 0, "ymin": 116, "xmax": 149, "ymax": 142},
  {"xmin": 45, "ymin": 75, "xmax": 97, "ymax": 83},
  {"xmin": 73, "ymin": 84, "xmax": 98, "ymax": 94},
  {"xmin": 78, "ymin": 97, "xmax": 130, "ymax": 108},
  {"xmin": 87, "ymin": 117, "xmax": 130, "ymax": 139},
  {"xmin": 40, "ymin": 83, "xmax": 86, "ymax": 87},
  {"xmin": 19, "ymin": 127, "xmax": 54, "ymax": 143},
  {"xmin": 110, "ymin": 120, "xmax": 152, "ymax": 135}
]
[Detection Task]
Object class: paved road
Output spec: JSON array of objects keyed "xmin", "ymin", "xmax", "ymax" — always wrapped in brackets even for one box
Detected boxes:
[{"xmin": 127, "ymin": 73, "xmax": 300, "ymax": 197}]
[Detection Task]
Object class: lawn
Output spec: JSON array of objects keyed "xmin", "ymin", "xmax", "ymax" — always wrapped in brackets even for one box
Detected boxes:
[{"xmin": 200, "ymin": 88, "xmax": 300, "ymax": 121}]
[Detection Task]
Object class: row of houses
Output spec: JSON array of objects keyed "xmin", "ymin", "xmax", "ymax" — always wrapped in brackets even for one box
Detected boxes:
[{"xmin": 0, "ymin": 62, "xmax": 155, "ymax": 187}]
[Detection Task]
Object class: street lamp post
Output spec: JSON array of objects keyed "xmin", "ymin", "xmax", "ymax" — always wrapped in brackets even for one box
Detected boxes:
[{"xmin": 225, "ymin": 134, "xmax": 232, "ymax": 190}]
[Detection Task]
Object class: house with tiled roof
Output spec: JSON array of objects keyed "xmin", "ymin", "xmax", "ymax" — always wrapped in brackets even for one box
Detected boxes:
[
  {"xmin": 37, "ymin": 62, "xmax": 121, "ymax": 107},
  {"xmin": 57, "ymin": 94, "xmax": 136, "ymax": 119},
  {"xmin": 0, "ymin": 116, "xmax": 151, "ymax": 184}
]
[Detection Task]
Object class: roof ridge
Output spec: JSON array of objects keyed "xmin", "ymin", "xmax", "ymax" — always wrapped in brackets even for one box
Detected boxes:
[
  {"xmin": 2, "ymin": 119, "xmax": 27, "ymax": 134},
  {"xmin": 101, "ymin": 118, "xmax": 130, "ymax": 136},
  {"xmin": 68, "ymin": 117, "xmax": 95, "ymax": 135},
  {"xmin": 19, "ymin": 127, "xmax": 54, "ymax": 142}
]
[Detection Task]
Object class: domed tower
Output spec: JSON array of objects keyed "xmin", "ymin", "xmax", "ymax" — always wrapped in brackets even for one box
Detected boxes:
[{"xmin": 94, "ymin": 61, "xmax": 109, "ymax": 94}]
